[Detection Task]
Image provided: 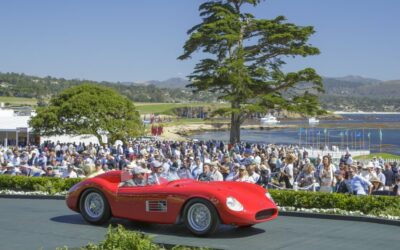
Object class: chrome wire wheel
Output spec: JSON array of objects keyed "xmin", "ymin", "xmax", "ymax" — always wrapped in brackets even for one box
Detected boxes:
[
  {"xmin": 187, "ymin": 203, "xmax": 212, "ymax": 232},
  {"xmin": 84, "ymin": 192, "xmax": 104, "ymax": 219}
]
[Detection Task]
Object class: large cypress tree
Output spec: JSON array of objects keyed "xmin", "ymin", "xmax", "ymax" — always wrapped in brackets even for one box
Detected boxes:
[{"xmin": 179, "ymin": 0, "xmax": 324, "ymax": 143}]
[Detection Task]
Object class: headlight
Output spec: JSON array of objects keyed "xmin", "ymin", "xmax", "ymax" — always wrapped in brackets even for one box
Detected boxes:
[
  {"xmin": 226, "ymin": 196, "xmax": 243, "ymax": 212},
  {"xmin": 265, "ymin": 192, "xmax": 274, "ymax": 203}
]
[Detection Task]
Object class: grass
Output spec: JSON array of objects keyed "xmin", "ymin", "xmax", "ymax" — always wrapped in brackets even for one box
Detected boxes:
[
  {"xmin": 354, "ymin": 153, "xmax": 400, "ymax": 160},
  {"xmin": 134, "ymin": 102, "xmax": 228, "ymax": 115},
  {"xmin": 0, "ymin": 96, "xmax": 37, "ymax": 106}
]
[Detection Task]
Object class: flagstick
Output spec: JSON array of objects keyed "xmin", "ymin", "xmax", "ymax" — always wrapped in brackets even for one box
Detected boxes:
[
  {"xmin": 305, "ymin": 129, "xmax": 308, "ymax": 148},
  {"xmin": 362, "ymin": 128, "xmax": 365, "ymax": 149},
  {"xmin": 341, "ymin": 130, "xmax": 343, "ymax": 150},
  {"xmin": 327, "ymin": 131, "xmax": 330, "ymax": 149},
  {"xmin": 299, "ymin": 128, "xmax": 301, "ymax": 147}
]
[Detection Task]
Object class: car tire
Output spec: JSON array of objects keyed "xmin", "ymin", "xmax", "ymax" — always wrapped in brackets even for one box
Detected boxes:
[
  {"xmin": 183, "ymin": 198, "xmax": 219, "ymax": 236},
  {"xmin": 79, "ymin": 188, "xmax": 111, "ymax": 225}
]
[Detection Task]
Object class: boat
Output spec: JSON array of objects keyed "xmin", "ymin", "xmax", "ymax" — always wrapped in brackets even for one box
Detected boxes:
[
  {"xmin": 260, "ymin": 114, "xmax": 280, "ymax": 125},
  {"xmin": 308, "ymin": 117, "xmax": 319, "ymax": 124}
]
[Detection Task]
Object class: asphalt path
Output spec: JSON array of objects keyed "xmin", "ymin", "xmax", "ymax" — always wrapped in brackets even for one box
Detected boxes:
[{"xmin": 0, "ymin": 198, "xmax": 398, "ymax": 250}]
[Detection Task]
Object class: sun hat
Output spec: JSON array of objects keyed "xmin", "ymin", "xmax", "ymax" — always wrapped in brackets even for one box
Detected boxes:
[
  {"xmin": 370, "ymin": 176, "xmax": 383, "ymax": 185},
  {"xmin": 366, "ymin": 162, "xmax": 375, "ymax": 168}
]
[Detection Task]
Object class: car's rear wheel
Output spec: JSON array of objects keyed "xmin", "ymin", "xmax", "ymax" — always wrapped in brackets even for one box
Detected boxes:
[
  {"xmin": 183, "ymin": 198, "xmax": 219, "ymax": 236},
  {"xmin": 79, "ymin": 189, "xmax": 111, "ymax": 225}
]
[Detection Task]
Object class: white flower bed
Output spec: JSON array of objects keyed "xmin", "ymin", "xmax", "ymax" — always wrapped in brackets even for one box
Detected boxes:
[
  {"xmin": 0, "ymin": 189, "xmax": 67, "ymax": 196},
  {"xmin": 278, "ymin": 206, "xmax": 400, "ymax": 221}
]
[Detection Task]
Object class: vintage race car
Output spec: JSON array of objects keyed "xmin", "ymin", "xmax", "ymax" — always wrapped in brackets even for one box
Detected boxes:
[{"xmin": 66, "ymin": 170, "xmax": 278, "ymax": 236}]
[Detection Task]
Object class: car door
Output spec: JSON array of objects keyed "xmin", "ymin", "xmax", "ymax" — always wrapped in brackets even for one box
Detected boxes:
[{"xmin": 116, "ymin": 184, "xmax": 179, "ymax": 223}]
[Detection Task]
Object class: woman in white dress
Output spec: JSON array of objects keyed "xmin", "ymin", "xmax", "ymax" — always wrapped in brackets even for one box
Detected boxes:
[{"xmin": 319, "ymin": 156, "xmax": 335, "ymax": 193}]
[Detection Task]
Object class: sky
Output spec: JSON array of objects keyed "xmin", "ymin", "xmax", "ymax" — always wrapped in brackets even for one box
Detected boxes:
[{"xmin": 0, "ymin": 0, "xmax": 399, "ymax": 82}]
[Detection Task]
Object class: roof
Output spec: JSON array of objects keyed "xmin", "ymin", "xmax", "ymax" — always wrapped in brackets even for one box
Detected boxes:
[{"xmin": 0, "ymin": 115, "xmax": 31, "ymax": 131}]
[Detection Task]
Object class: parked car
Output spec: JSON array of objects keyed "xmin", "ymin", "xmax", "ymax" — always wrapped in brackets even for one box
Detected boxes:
[{"xmin": 66, "ymin": 170, "xmax": 278, "ymax": 236}]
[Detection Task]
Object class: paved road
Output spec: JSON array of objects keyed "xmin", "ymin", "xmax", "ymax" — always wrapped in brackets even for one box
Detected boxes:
[{"xmin": 0, "ymin": 198, "xmax": 398, "ymax": 250}]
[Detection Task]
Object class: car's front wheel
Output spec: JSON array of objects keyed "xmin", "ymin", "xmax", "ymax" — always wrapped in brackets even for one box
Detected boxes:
[
  {"xmin": 79, "ymin": 189, "xmax": 111, "ymax": 225},
  {"xmin": 183, "ymin": 198, "xmax": 219, "ymax": 236}
]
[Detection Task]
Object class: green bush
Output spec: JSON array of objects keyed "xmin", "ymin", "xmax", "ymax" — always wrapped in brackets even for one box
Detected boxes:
[
  {"xmin": 269, "ymin": 190, "xmax": 400, "ymax": 216},
  {"xmin": 0, "ymin": 175, "xmax": 82, "ymax": 194},
  {"xmin": 57, "ymin": 225, "xmax": 210, "ymax": 250}
]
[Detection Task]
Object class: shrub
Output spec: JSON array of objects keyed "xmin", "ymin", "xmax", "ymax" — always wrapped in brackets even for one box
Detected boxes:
[
  {"xmin": 0, "ymin": 175, "xmax": 82, "ymax": 194},
  {"xmin": 57, "ymin": 225, "xmax": 211, "ymax": 250}
]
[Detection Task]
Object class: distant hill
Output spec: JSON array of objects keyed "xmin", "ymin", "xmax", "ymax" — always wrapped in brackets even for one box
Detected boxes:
[
  {"xmin": 0, "ymin": 71, "xmax": 399, "ymax": 111},
  {"xmin": 0, "ymin": 72, "xmax": 217, "ymax": 104},
  {"xmin": 145, "ymin": 77, "xmax": 190, "ymax": 89},
  {"xmin": 321, "ymin": 77, "xmax": 400, "ymax": 98},
  {"xmin": 331, "ymin": 75, "xmax": 381, "ymax": 84}
]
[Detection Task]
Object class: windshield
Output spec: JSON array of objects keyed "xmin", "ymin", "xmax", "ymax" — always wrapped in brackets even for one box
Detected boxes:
[{"xmin": 119, "ymin": 171, "xmax": 168, "ymax": 187}]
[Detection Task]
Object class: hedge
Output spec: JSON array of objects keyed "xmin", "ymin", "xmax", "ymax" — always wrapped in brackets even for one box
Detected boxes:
[
  {"xmin": 269, "ymin": 190, "xmax": 400, "ymax": 216},
  {"xmin": 1, "ymin": 175, "xmax": 399, "ymax": 217},
  {"xmin": 57, "ymin": 225, "xmax": 210, "ymax": 250},
  {"xmin": 0, "ymin": 175, "xmax": 82, "ymax": 194}
]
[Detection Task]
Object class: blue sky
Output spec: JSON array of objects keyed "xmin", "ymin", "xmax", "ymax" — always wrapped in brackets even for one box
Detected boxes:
[{"xmin": 0, "ymin": 0, "xmax": 399, "ymax": 82}]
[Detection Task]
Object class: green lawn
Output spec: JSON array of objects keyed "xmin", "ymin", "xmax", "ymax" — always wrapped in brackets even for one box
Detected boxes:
[
  {"xmin": 354, "ymin": 153, "xmax": 400, "ymax": 161},
  {"xmin": 0, "ymin": 96, "xmax": 37, "ymax": 106},
  {"xmin": 134, "ymin": 102, "xmax": 228, "ymax": 115}
]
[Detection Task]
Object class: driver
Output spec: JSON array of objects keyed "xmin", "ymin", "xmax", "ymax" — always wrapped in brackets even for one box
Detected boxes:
[
  {"xmin": 120, "ymin": 167, "xmax": 148, "ymax": 187},
  {"xmin": 147, "ymin": 160, "xmax": 167, "ymax": 185}
]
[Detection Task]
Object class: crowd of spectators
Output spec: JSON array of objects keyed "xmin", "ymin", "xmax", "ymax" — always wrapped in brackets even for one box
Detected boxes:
[{"xmin": 1, "ymin": 139, "xmax": 399, "ymax": 196}]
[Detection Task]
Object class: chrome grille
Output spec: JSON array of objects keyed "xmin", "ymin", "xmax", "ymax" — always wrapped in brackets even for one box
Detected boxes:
[
  {"xmin": 255, "ymin": 208, "xmax": 276, "ymax": 220},
  {"xmin": 146, "ymin": 200, "xmax": 167, "ymax": 212}
]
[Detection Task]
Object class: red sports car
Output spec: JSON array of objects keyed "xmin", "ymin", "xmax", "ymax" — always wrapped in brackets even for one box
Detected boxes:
[{"xmin": 66, "ymin": 170, "xmax": 278, "ymax": 236}]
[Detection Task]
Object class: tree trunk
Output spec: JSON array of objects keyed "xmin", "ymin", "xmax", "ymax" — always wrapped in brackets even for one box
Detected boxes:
[{"xmin": 229, "ymin": 102, "xmax": 241, "ymax": 144}]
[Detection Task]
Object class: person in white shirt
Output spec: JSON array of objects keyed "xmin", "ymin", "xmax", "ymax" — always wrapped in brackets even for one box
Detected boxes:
[
  {"xmin": 361, "ymin": 162, "xmax": 377, "ymax": 181},
  {"xmin": 280, "ymin": 154, "xmax": 295, "ymax": 188},
  {"xmin": 319, "ymin": 155, "xmax": 335, "ymax": 193},
  {"xmin": 225, "ymin": 163, "xmax": 240, "ymax": 181},
  {"xmin": 235, "ymin": 165, "xmax": 253, "ymax": 183},
  {"xmin": 375, "ymin": 165, "xmax": 386, "ymax": 185},
  {"xmin": 210, "ymin": 161, "xmax": 223, "ymax": 181},
  {"xmin": 190, "ymin": 157, "xmax": 203, "ymax": 179},
  {"xmin": 247, "ymin": 164, "xmax": 260, "ymax": 183},
  {"xmin": 63, "ymin": 165, "xmax": 77, "ymax": 178}
]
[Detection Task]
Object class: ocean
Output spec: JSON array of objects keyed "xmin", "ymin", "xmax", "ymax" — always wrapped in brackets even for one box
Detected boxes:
[{"xmin": 189, "ymin": 114, "xmax": 400, "ymax": 155}]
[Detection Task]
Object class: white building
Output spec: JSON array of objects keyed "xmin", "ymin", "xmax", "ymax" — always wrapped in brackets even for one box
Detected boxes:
[{"xmin": 0, "ymin": 105, "xmax": 35, "ymax": 146}]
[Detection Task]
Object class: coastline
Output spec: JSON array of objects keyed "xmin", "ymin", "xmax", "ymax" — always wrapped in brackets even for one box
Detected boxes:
[{"xmin": 160, "ymin": 123, "xmax": 298, "ymax": 141}]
